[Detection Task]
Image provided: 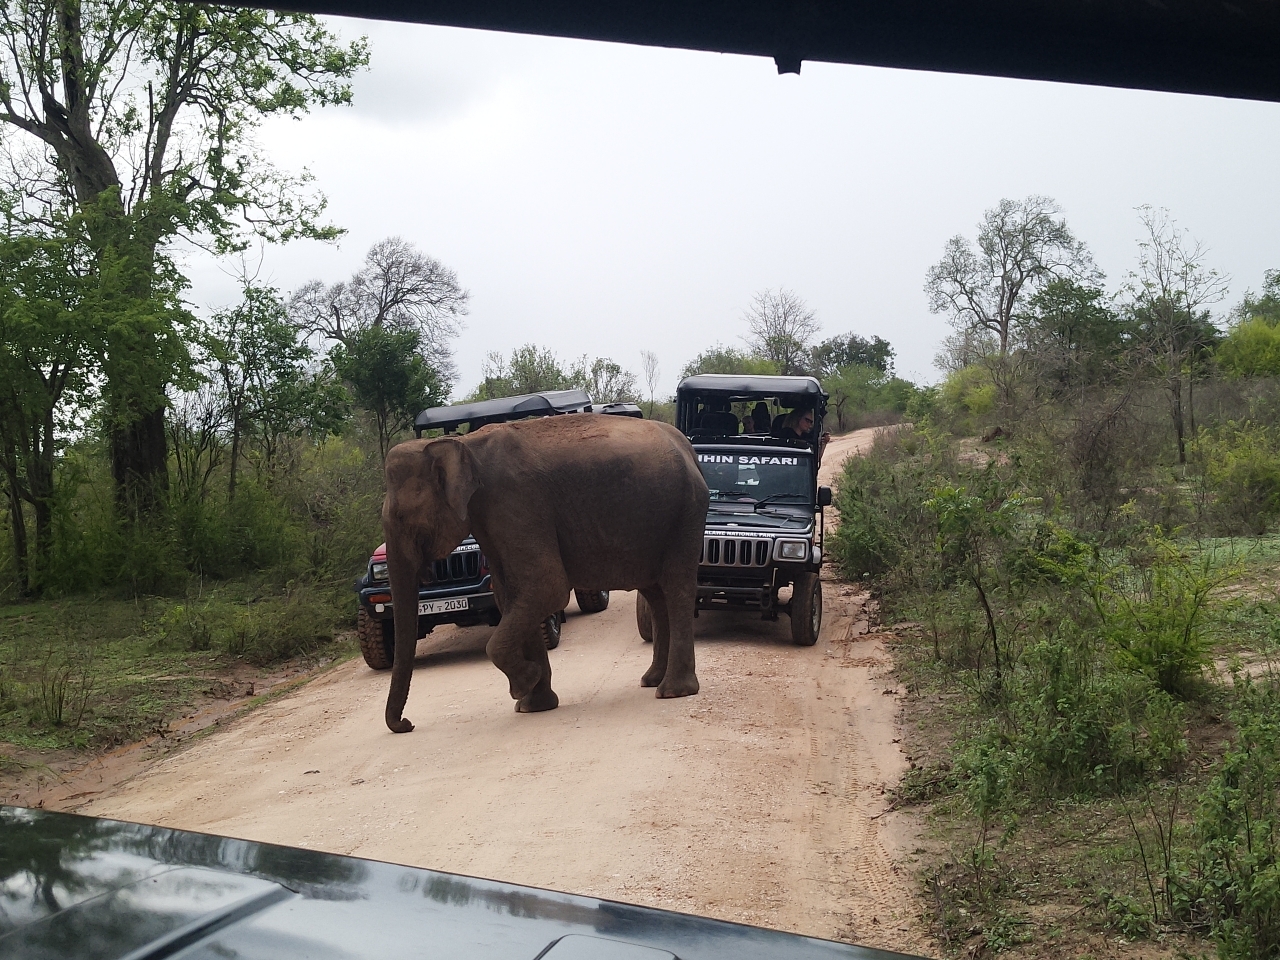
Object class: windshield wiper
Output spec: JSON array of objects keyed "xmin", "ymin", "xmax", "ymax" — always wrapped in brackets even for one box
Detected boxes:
[{"xmin": 753, "ymin": 493, "xmax": 808, "ymax": 505}]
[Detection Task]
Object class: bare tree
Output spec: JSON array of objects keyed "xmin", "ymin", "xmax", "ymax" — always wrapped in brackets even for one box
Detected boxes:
[
  {"xmin": 1127, "ymin": 207, "xmax": 1228, "ymax": 464},
  {"xmin": 289, "ymin": 236, "xmax": 468, "ymax": 385},
  {"xmin": 640, "ymin": 350, "xmax": 660, "ymax": 415},
  {"xmin": 926, "ymin": 197, "xmax": 1096, "ymax": 357},
  {"xmin": 742, "ymin": 288, "xmax": 820, "ymax": 375}
]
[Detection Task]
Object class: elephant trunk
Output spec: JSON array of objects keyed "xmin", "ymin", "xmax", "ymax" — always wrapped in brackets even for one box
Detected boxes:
[{"xmin": 385, "ymin": 545, "xmax": 420, "ymax": 733}]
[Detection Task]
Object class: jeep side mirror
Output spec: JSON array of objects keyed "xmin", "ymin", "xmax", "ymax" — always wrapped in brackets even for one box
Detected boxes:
[{"xmin": 818, "ymin": 486, "xmax": 832, "ymax": 507}]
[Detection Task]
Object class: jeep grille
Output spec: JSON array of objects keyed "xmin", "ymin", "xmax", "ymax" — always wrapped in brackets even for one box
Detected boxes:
[
  {"xmin": 425, "ymin": 550, "xmax": 482, "ymax": 584},
  {"xmin": 700, "ymin": 537, "xmax": 771, "ymax": 567}
]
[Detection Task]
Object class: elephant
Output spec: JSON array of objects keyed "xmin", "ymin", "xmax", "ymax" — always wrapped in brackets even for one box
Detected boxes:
[{"xmin": 380, "ymin": 413, "xmax": 710, "ymax": 732}]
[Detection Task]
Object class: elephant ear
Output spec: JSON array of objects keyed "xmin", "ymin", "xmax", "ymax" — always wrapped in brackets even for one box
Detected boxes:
[{"xmin": 428, "ymin": 438, "xmax": 480, "ymax": 526}]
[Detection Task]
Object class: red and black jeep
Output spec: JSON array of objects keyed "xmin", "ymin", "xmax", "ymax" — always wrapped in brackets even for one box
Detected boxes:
[{"xmin": 354, "ymin": 390, "xmax": 640, "ymax": 669}]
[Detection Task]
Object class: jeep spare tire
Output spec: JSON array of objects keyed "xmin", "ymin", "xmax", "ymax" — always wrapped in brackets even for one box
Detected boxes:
[
  {"xmin": 574, "ymin": 589, "xmax": 610, "ymax": 613},
  {"xmin": 357, "ymin": 606, "xmax": 395, "ymax": 670}
]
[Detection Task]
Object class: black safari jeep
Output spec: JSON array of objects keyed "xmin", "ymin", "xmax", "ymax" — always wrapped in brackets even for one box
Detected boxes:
[
  {"xmin": 355, "ymin": 389, "xmax": 641, "ymax": 670},
  {"xmin": 649, "ymin": 374, "xmax": 832, "ymax": 646}
]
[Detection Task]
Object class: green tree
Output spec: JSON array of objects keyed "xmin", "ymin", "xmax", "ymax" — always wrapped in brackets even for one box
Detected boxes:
[
  {"xmin": 0, "ymin": 225, "xmax": 100, "ymax": 591},
  {"xmin": 1218, "ymin": 270, "xmax": 1280, "ymax": 378},
  {"xmin": 204, "ymin": 285, "xmax": 340, "ymax": 497},
  {"xmin": 825, "ymin": 364, "xmax": 888, "ymax": 431},
  {"xmin": 330, "ymin": 326, "xmax": 444, "ymax": 461},
  {"xmin": 1017, "ymin": 278, "xmax": 1127, "ymax": 396},
  {"xmin": 568, "ymin": 356, "xmax": 638, "ymax": 403},
  {"xmin": 470, "ymin": 345, "xmax": 570, "ymax": 400},
  {"xmin": 0, "ymin": 0, "xmax": 368, "ymax": 509},
  {"xmin": 680, "ymin": 344, "xmax": 778, "ymax": 379},
  {"xmin": 811, "ymin": 333, "xmax": 894, "ymax": 378}
]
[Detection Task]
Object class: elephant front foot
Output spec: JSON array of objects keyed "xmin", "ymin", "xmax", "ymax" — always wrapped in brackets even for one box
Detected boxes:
[
  {"xmin": 386, "ymin": 716, "xmax": 415, "ymax": 733},
  {"xmin": 656, "ymin": 674, "xmax": 699, "ymax": 699},
  {"xmin": 516, "ymin": 685, "xmax": 560, "ymax": 713},
  {"xmin": 640, "ymin": 665, "xmax": 666, "ymax": 687},
  {"xmin": 504, "ymin": 661, "xmax": 545, "ymax": 702}
]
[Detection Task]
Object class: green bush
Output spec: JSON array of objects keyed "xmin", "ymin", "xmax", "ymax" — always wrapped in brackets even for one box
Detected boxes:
[
  {"xmin": 228, "ymin": 584, "xmax": 338, "ymax": 665},
  {"xmin": 1194, "ymin": 674, "xmax": 1280, "ymax": 959},
  {"xmin": 1196, "ymin": 422, "xmax": 1280, "ymax": 535},
  {"xmin": 829, "ymin": 427, "xmax": 955, "ymax": 584},
  {"xmin": 1091, "ymin": 537, "xmax": 1224, "ymax": 699},
  {"xmin": 939, "ymin": 364, "xmax": 997, "ymax": 430},
  {"xmin": 957, "ymin": 633, "xmax": 1186, "ymax": 801},
  {"xmin": 148, "ymin": 583, "xmax": 341, "ymax": 665}
]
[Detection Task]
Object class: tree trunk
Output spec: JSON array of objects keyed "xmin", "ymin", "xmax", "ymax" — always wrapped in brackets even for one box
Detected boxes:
[
  {"xmin": 1169, "ymin": 377, "xmax": 1186, "ymax": 466},
  {"xmin": 110, "ymin": 406, "xmax": 168, "ymax": 516},
  {"xmin": 228, "ymin": 416, "xmax": 241, "ymax": 502},
  {"xmin": 2, "ymin": 457, "xmax": 28, "ymax": 595}
]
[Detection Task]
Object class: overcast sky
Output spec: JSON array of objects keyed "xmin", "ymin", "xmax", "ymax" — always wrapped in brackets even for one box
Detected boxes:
[{"xmin": 180, "ymin": 17, "xmax": 1280, "ymax": 397}]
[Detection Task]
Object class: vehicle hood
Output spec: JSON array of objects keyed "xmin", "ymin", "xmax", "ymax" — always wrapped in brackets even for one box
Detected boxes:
[
  {"xmin": 0, "ymin": 806, "xmax": 921, "ymax": 960},
  {"xmin": 704, "ymin": 507, "xmax": 813, "ymax": 533}
]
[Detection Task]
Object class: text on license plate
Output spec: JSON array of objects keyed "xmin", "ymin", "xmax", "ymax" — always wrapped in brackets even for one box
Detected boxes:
[{"xmin": 419, "ymin": 597, "xmax": 469, "ymax": 615}]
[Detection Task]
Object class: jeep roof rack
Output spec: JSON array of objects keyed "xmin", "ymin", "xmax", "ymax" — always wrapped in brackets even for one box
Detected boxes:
[{"xmin": 414, "ymin": 389, "xmax": 593, "ymax": 436}]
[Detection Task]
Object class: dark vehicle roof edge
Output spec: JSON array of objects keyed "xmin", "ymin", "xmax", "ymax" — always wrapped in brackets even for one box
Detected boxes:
[{"xmin": 677, "ymin": 374, "xmax": 828, "ymax": 399}]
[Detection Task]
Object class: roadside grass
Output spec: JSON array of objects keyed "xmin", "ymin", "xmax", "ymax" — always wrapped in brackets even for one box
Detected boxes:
[
  {"xmin": 896, "ymin": 619, "xmax": 1231, "ymax": 957},
  {"xmin": 836, "ymin": 427, "xmax": 1280, "ymax": 957},
  {"xmin": 0, "ymin": 580, "xmax": 357, "ymax": 754}
]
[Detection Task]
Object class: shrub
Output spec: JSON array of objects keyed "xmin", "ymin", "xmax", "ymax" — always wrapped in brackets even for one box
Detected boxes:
[
  {"xmin": 939, "ymin": 364, "xmax": 997, "ymax": 430},
  {"xmin": 1194, "ymin": 674, "xmax": 1280, "ymax": 959},
  {"xmin": 1091, "ymin": 537, "xmax": 1225, "ymax": 699},
  {"xmin": 829, "ymin": 427, "xmax": 951, "ymax": 584},
  {"xmin": 1195, "ymin": 422, "xmax": 1280, "ymax": 535}
]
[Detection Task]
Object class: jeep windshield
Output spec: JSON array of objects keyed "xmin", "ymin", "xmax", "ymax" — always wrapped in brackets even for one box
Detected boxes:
[{"xmin": 695, "ymin": 448, "xmax": 814, "ymax": 509}]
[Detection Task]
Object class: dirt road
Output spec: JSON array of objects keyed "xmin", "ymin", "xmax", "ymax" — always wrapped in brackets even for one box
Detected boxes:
[{"xmin": 75, "ymin": 426, "xmax": 930, "ymax": 954}]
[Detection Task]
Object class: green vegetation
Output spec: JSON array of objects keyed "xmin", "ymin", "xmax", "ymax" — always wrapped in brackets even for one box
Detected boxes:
[{"xmin": 836, "ymin": 196, "xmax": 1280, "ymax": 957}]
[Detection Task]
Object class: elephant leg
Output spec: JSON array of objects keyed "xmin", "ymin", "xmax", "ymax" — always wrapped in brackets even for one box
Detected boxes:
[
  {"xmin": 485, "ymin": 611, "xmax": 556, "ymax": 709},
  {"xmin": 639, "ymin": 587, "xmax": 669, "ymax": 688},
  {"xmin": 655, "ymin": 571, "xmax": 699, "ymax": 699},
  {"xmin": 515, "ymin": 623, "xmax": 559, "ymax": 713},
  {"xmin": 384, "ymin": 545, "xmax": 422, "ymax": 733}
]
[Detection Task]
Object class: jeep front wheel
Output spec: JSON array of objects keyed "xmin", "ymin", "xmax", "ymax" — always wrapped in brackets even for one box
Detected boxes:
[
  {"xmin": 541, "ymin": 613, "xmax": 562, "ymax": 650},
  {"xmin": 790, "ymin": 573, "xmax": 822, "ymax": 647},
  {"xmin": 357, "ymin": 606, "xmax": 395, "ymax": 669},
  {"xmin": 636, "ymin": 594, "xmax": 654, "ymax": 643},
  {"xmin": 575, "ymin": 589, "xmax": 610, "ymax": 613}
]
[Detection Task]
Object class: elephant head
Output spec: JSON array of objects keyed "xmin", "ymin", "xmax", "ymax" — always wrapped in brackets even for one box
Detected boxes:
[{"xmin": 381, "ymin": 436, "xmax": 481, "ymax": 733}]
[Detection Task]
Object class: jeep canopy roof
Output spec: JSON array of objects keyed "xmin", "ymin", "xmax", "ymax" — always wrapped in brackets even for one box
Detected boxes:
[
  {"xmin": 414, "ymin": 389, "xmax": 593, "ymax": 436},
  {"xmin": 677, "ymin": 374, "xmax": 827, "ymax": 407}
]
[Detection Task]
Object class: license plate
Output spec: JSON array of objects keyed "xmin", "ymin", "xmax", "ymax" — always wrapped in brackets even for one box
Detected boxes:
[{"xmin": 419, "ymin": 597, "xmax": 469, "ymax": 615}]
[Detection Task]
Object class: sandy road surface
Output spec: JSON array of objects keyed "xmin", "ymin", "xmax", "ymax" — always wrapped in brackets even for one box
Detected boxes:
[{"xmin": 76, "ymin": 426, "xmax": 930, "ymax": 954}]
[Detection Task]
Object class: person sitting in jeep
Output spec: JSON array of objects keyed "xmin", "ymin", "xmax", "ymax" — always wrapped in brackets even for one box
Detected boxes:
[{"xmin": 774, "ymin": 406, "xmax": 831, "ymax": 461}]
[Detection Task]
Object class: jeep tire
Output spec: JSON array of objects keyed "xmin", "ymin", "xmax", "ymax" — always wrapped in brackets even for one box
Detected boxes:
[
  {"xmin": 636, "ymin": 594, "xmax": 654, "ymax": 643},
  {"xmin": 790, "ymin": 573, "xmax": 822, "ymax": 646},
  {"xmin": 357, "ymin": 606, "xmax": 395, "ymax": 670},
  {"xmin": 574, "ymin": 589, "xmax": 610, "ymax": 613},
  {"xmin": 541, "ymin": 613, "xmax": 562, "ymax": 650}
]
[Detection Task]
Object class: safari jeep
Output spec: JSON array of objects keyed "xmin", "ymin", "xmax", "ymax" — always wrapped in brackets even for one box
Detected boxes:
[
  {"xmin": 354, "ymin": 389, "xmax": 637, "ymax": 669},
  {"xmin": 641, "ymin": 374, "xmax": 831, "ymax": 646}
]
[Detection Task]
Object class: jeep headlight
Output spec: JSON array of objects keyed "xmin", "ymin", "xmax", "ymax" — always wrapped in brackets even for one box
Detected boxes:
[
  {"xmin": 777, "ymin": 540, "xmax": 809, "ymax": 560},
  {"xmin": 371, "ymin": 561, "xmax": 389, "ymax": 582}
]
